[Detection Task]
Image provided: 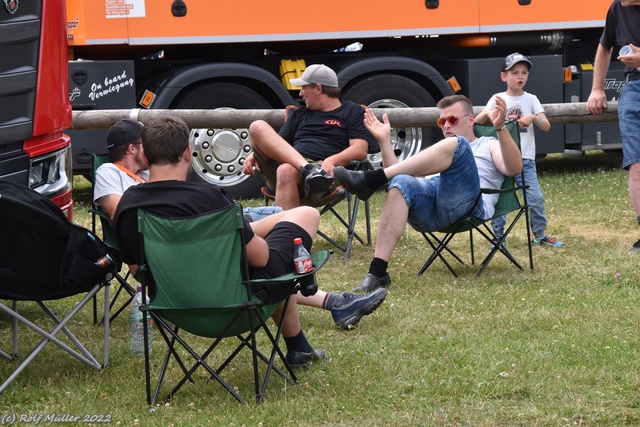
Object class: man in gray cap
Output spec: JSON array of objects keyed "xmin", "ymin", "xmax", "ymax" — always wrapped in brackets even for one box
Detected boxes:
[
  {"xmin": 93, "ymin": 119, "xmax": 149, "ymax": 219},
  {"xmin": 242, "ymin": 64, "xmax": 373, "ymax": 210}
]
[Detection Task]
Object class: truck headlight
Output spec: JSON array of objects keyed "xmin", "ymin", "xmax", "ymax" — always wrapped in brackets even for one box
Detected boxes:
[{"xmin": 29, "ymin": 146, "xmax": 72, "ymax": 198}]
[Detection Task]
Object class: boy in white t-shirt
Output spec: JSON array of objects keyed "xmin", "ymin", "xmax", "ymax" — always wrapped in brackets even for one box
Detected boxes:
[{"xmin": 475, "ymin": 52, "xmax": 564, "ymax": 248}]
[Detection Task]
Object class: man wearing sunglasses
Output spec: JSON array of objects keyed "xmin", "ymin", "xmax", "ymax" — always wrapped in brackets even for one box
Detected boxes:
[{"xmin": 333, "ymin": 94, "xmax": 522, "ymax": 292}]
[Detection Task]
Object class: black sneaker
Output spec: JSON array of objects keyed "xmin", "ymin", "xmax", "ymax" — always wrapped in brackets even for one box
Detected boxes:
[
  {"xmin": 630, "ymin": 239, "xmax": 640, "ymax": 253},
  {"xmin": 331, "ymin": 288, "xmax": 387, "ymax": 330},
  {"xmin": 299, "ymin": 164, "xmax": 334, "ymax": 196}
]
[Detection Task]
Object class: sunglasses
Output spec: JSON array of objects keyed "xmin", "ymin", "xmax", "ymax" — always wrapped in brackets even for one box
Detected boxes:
[{"xmin": 436, "ymin": 114, "xmax": 471, "ymax": 128}]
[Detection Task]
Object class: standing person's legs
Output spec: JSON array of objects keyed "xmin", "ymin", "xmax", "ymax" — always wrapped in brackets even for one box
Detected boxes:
[
  {"xmin": 522, "ymin": 159, "xmax": 548, "ymax": 239},
  {"xmin": 491, "ymin": 214, "xmax": 507, "ymax": 240},
  {"xmin": 617, "ymin": 80, "xmax": 640, "ymax": 251}
]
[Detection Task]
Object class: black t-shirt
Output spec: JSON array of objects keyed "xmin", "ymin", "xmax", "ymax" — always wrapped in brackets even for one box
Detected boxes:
[
  {"xmin": 113, "ymin": 180, "xmax": 254, "ymax": 266},
  {"xmin": 278, "ymin": 100, "xmax": 374, "ymax": 160},
  {"xmin": 600, "ymin": 0, "xmax": 640, "ymax": 74}
]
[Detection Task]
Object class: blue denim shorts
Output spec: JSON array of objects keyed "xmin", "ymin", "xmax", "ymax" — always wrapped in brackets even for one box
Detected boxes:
[
  {"xmin": 388, "ymin": 137, "xmax": 483, "ymax": 232},
  {"xmin": 620, "ymin": 79, "xmax": 640, "ymax": 169},
  {"xmin": 243, "ymin": 206, "xmax": 283, "ymax": 222}
]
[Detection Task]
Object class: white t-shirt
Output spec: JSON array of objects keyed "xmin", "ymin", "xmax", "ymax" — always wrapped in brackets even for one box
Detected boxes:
[
  {"xmin": 469, "ymin": 136, "xmax": 505, "ymax": 219},
  {"xmin": 93, "ymin": 163, "xmax": 149, "ymax": 205},
  {"xmin": 481, "ymin": 92, "xmax": 544, "ymax": 160}
]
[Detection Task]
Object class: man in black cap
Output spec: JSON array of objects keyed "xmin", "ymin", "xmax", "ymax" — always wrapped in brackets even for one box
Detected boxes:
[
  {"xmin": 93, "ymin": 119, "xmax": 149, "ymax": 219},
  {"xmin": 242, "ymin": 64, "xmax": 373, "ymax": 210}
]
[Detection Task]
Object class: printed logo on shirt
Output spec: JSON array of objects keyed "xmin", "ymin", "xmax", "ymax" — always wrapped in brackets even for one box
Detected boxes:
[
  {"xmin": 324, "ymin": 120, "xmax": 342, "ymax": 127},
  {"xmin": 506, "ymin": 105, "xmax": 528, "ymax": 133}
]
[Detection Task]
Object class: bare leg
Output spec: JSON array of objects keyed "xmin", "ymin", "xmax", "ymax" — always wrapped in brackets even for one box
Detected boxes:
[
  {"xmin": 384, "ymin": 137, "xmax": 457, "ymax": 180},
  {"xmin": 295, "ymin": 290, "xmax": 327, "ymax": 308},
  {"xmin": 249, "ymin": 120, "xmax": 308, "ymax": 168},
  {"xmin": 272, "ymin": 298, "xmax": 301, "ymax": 337},
  {"xmin": 374, "ymin": 188, "xmax": 410, "ymax": 262},
  {"xmin": 250, "ymin": 206, "xmax": 320, "ymax": 239},
  {"xmin": 275, "ymin": 163, "xmax": 304, "ymax": 210}
]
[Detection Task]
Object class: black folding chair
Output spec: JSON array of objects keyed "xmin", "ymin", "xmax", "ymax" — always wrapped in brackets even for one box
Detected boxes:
[{"xmin": 0, "ymin": 180, "xmax": 116, "ymax": 393}]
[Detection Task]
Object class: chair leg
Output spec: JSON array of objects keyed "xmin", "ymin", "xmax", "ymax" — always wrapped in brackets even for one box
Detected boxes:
[
  {"xmin": 524, "ymin": 206, "xmax": 534, "ymax": 271},
  {"xmin": 255, "ymin": 296, "xmax": 297, "ymax": 402},
  {"xmin": 145, "ymin": 317, "xmax": 195, "ymax": 405},
  {"xmin": 0, "ymin": 301, "xmax": 19, "ymax": 361},
  {"xmin": 0, "ymin": 284, "xmax": 107, "ymax": 394},
  {"xmin": 417, "ymin": 232, "xmax": 463, "ymax": 277},
  {"xmin": 474, "ymin": 221, "xmax": 524, "ymax": 278},
  {"xmin": 98, "ymin": 272, "xmax": 136, "ymax": 326},
  {"xmin": 364, "ymin": 197, "xmax": 372, "ymax": 246}
]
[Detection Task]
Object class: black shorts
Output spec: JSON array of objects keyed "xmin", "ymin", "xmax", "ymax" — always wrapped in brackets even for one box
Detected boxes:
[{"xmin": 250, "ymin": 221, "xmax": 313, "ymax": 304}]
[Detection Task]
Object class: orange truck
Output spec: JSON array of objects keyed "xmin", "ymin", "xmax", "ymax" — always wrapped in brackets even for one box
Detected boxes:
[
  {"xmin": 66, "ymin": 0, "xmax": 620, "ymax": 199},
  {"xmin": 1, "ymin": 0, "xmax": 73, "ymax": 217}
]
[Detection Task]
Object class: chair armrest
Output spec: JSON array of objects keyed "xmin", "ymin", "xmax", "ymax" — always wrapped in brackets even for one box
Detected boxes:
[
  {"xmin": 89, "ymin": 207, "xmax": 112, "ymax": 223},
  {"xmin": 246, "ymin": 250, "xmax": 333, "ymax": 286}
]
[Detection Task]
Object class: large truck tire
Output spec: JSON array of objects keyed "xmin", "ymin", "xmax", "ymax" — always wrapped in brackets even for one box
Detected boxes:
[
  {"xmin": 172, "ymin": 82, "xmax": 270, "ymax": 200},
  {"xmin": 342, "ymin": 74, "xmax": 436, "ymax": 167}
]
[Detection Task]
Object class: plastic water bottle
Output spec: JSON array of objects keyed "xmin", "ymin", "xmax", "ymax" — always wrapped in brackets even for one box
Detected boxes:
[
  {"xmin": 293, "ymin": 238, "xmax": 313, "ymax": 274},
  {"xmin": 130, "ymin": 286, "xmax": 152, "ymax": 356}
]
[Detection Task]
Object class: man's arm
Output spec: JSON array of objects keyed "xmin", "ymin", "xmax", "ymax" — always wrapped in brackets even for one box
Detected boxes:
[
  {"xmin": 490, "ymin": 128, "xmax": 523, "ymax": 177},
  {"xmin": 97, "ymin": 194, "xmax": 121, "ymax": 219},
  {"xmin": 586, "ymin": 43, "xmax": 613, "ymax": 115},
  {"xmin": 488, "ymin": 96, "xmax": 523, "ymax": 177},
  {"xmin": 321, "ymin": 139, "xmax": 368, "ymax": 175}
]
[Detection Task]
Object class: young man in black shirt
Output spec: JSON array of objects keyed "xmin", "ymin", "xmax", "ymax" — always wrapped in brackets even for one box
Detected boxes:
[{"xmin": 114, "ymin": 116, "xmax": 387, "ymax": 367}]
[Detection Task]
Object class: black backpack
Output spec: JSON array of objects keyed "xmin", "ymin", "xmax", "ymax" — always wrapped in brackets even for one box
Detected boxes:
[{"xmin": 0, "ymin": 180, "xmax": 117, "ymax": 300}]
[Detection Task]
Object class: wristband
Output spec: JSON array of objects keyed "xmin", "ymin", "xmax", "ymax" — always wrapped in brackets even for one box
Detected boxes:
[
  {"xmin": 534, "ymin": 116, "xmax": 543, "ymax": 127},
  {"xmin": 495, "ymin": 125, "xmax": 506, "ymax": 132}
]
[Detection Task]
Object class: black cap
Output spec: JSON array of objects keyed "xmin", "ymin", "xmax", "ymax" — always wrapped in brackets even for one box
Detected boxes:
[{"xmin": 106, "ymin": 119, "xmax": 143, "ymax": 150}]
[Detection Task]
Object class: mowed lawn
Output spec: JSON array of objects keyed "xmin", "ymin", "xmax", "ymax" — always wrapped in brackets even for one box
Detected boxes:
[{"xmin": 1, "ymin": 150, "xmax": 639, "ymax": 426}]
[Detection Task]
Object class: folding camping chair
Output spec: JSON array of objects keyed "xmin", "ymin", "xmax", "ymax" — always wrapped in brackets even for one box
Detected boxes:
[
  {"xmin": 261, "ymin": 105, "xmax": 372, "ymax": 260},
  {"xmin": 262, "ymin": 181, "xmax": 370, "ymax": 260},
  {"xmin": 416, "ymin": 121, "xmax": 534, "ymax": 278},
  {"xmin": 90, "ymin": 153, "xmax": 137, "ymax": 324},
  {"xmin": 136, "ymin": 204, "xmax": 331, "ymax": 404},
  {"xmin": 0, "ymin": 180, "xmax": 116, "ymax": 393}
]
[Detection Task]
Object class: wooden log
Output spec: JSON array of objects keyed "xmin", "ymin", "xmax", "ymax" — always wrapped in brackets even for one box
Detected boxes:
[{"xmin": 71, "ymin": 102, "xmax": 619, "ymax": 130}]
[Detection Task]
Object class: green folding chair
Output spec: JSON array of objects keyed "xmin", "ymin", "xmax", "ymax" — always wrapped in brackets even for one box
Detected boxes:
[
  {"xmin": 136, "ymin": 204, "xmax": 331, "ymax": 404},
  {"xmin": 90, "ymin": 153, "xmax": 137, "ymax": 324},
  {"xmin": 417, "ymin": 121, "xmax": 534, "ymax": 278}
]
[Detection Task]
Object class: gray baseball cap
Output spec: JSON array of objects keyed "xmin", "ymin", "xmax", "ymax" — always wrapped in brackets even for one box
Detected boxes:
[
  {"xmin": 290, "ymin": 64, "xmax": 339, "ymax": 88},
  {"xmin": 503, "ymin": 52, "xmax": 533, "ymax": 71}
]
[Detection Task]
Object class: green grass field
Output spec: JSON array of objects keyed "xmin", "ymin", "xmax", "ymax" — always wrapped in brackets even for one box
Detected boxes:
[{"xmin": 2, "ymin": 150, "xmax": 640, "ymax": 426}]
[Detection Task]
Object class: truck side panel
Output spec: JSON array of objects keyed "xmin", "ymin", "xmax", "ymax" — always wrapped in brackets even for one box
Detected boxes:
[{"xmin": 67, "ymin": 0, "xmax": 607, "ymax": 46}]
